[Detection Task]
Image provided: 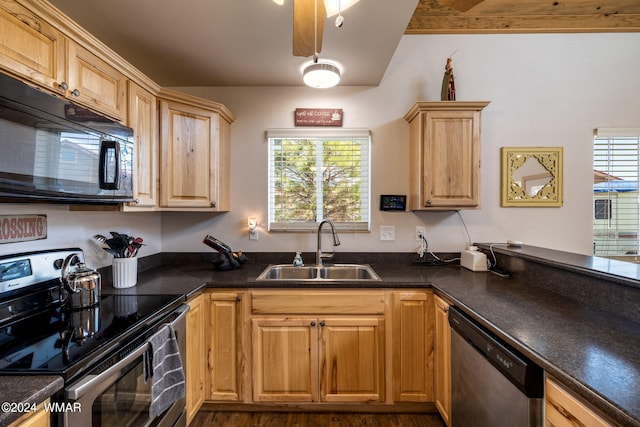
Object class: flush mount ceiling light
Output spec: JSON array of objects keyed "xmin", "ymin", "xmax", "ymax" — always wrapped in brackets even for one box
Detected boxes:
[
  {"xmin": 303, "ymin": 62, "xmax": 341, "ymax": 88},
  {"xmin": 299, "ymin": 0, "xmax": 342, "ymax": 88}
]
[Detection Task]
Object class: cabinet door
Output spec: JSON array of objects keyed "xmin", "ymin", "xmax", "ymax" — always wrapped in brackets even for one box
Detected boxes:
[
  {"xmin": 66, "ymin": 40, "xmax": 127, "ymax": 121},
  {"xmin": 125, "ymin": 82, "xmax": 157, "ymax": 209},
  {"xmin": 320, "ymin": 317, "xmax": 385, "ymax": 403},
  {"xmin": 422, "ymin": 110, "xmax": 480, "ymax": 208},
  {"xmin": 185, "ymin": 294, "xmax": 205, "ymax": 424},
  {"xmin": 434, "ymin": 295, "xmax": 451, "ymax": 425},
  {"xmin": 206, "ymin": 292, "xmax": 244, "ymax": 401},
  {"xmin": 158, "ymin": 99, "xmax": 220, "ymax": 209},
  {"xmin": 391, "ymin": 291, "xmax": 434, "ymax": 402},
  {"xmin": 0, "ymin": 2, "xmax": 65, "ymax": 93},
  {"xmin": 252, "ymin": 317, "xmax": 319, "ymax": 402},
  {"xmin": 406, "ymin": 102, "xmax": 488, "ymax": 210}
]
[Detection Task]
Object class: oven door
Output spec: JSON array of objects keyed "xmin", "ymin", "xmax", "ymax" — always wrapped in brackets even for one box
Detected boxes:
[{"xmin": 63, "ymin": 305, "xmax": 188, "ymax": 427}]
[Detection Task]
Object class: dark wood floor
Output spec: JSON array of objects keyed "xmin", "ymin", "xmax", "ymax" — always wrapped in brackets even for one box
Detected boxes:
[{"xmin": 191, "ymin": 411, "xmax": 446, "ymax": 427}]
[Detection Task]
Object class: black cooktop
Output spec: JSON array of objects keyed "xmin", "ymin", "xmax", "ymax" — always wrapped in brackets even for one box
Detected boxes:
[{"xmin": 0, "ymin": 293, "xmax": 182, "ymax": 382}]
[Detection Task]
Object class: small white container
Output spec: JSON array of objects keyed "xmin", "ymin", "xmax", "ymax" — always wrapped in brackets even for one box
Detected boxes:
[{"xmin": 112, "ymin": 257, "xmax": 138, "ymax": 288}]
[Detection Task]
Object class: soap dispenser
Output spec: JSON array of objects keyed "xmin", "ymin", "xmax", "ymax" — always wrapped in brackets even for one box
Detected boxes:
[{"xmin": 293, "ymin": 252, "xmax": 304, "ymax": 267}]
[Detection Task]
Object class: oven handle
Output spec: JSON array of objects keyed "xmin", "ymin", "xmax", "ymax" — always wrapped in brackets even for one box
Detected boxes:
[{"xmin": 66, "ymin": 341, "xmax": 151, "ymax": 401}]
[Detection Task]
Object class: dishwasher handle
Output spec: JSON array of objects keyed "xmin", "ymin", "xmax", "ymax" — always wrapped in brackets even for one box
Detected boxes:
[{"xmin": 448, "ymin": 305, "xmax": 543, "ymax": 398}]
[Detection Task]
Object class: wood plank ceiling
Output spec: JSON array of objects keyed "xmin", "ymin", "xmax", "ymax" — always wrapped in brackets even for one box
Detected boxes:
[{"xmin": 406, "ymin": 0, "xmax": 640, "ymax": 33}]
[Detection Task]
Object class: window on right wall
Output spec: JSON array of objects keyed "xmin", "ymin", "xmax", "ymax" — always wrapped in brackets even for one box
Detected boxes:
[{"xmin": 593, "ymin": 129, "xmax": 640, "ymax": 258}]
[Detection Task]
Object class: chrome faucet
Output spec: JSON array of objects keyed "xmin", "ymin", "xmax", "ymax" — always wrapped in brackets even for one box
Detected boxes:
[{"xmin": 316, "ymin": 219, "xmax": 341, "ymax": 266}]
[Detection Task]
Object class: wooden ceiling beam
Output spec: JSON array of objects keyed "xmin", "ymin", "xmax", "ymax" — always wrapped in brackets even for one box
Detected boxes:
[{"xmin": 407, "ymin": 0, "xmax": 640, "ymax": 33}]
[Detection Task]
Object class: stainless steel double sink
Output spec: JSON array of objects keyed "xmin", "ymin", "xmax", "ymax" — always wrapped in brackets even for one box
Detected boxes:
[{"xmin": 256, "ymin": 264, "xmax": 381, "ymax": 282}]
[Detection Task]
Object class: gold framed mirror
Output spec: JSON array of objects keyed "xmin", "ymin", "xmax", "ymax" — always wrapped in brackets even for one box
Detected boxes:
[{"xmin": 501, "ymin": 147, "xmax": 563, "ymax": 207}]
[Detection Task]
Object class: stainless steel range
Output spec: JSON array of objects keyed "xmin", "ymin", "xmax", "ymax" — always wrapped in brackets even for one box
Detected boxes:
[{"xmin": 0, "ymin": 248, "xmax": 188, "ymax": 426}]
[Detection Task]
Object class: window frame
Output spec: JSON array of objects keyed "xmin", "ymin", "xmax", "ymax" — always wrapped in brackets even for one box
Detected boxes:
[
  {"xmin": 267, "ymin": 128, "xmax": 371, "ymax": 232},
  {"xmin": 593, "ymin": 128, "xmax": 640, "ymax": 257}
]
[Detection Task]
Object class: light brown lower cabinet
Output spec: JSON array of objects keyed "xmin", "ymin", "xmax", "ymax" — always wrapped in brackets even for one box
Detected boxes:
[
  {"xmin": 252, "ymin": 316, "xmax": 385, "ymax": 403},
  {"xmin": 185, "ymin": 294, "xmax": 205, "ymax": 424},
  {"xmin": 197, "ymin": 289, "xmax": 435, "ymax": 409},
  {"xmin": 391, "ymin": 290, "xmax": 434, "ymax": 402},
  {"xmin": 433, "ymin": 295, "xmax": 451, "ymax": 425},
  {"xmin": 7, "ymin": 399, "xmax": 50, "ymax": 427},
  {"xmin": 251, "ymin": 317, "xmax": 319, "ymax": 402},
  {"xmin": 545, "ymin": 377, "xmax": 613, "ymax": 427},
  {"xmin": 205, "ymin": 291, "xmax": 245, "ymax": 402},
  {"xmin": 251, "ymin": 290, "xmax": 386, "ymax": 403}
]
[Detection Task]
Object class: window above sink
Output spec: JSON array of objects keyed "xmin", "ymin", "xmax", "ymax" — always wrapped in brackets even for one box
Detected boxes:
[{"xmin": 267, "ymin": 128, "xmax": 371, "ymax": 232}]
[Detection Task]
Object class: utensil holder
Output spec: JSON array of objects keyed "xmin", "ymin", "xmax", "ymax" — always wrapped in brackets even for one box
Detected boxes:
[{"xmin": 112, "ymin": 257, "xmax": 137, "ymax": 289}]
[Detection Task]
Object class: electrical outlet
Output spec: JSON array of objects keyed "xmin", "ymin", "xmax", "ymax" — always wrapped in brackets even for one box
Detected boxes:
[
  {"xmin": 380, "ymin": 226, "xmax": 395, "ymax": 241},
  {"xmin": 416, "ymin": 226, "xmax": 426, "ymax": 241}
]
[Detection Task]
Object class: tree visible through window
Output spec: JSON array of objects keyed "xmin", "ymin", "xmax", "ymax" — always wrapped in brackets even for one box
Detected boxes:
[{"xmin": 268, "ymin": 129, "xmax": 370, "ymax": 231}]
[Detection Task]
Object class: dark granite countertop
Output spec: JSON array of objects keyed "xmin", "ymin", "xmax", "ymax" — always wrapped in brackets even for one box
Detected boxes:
[
  {"xmin": 0, "ymin": 375, "xmax": 63, "ymax": 426},
  {"xmin": 98, "ymin": 253, "xmax": 640, "ymax": 426},
  {"xmin": 433, "ymin": 269, "xmax": 640, "ymax": 427},
  {"xmin": 3, "ymin": 248, "xmax": 639, "ymax": 426},
  {"xmin": 102, "ymin": 255, "xmax": 639, "ymax": 425}
]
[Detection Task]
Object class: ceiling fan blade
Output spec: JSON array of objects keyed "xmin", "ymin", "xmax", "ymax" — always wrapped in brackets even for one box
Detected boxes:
[
  {"xmin": 438, "ymin": 0, "xmax": 484, "ymax": 12},
  {"xmin": 293, "ymin": 0, "xmax": 325, "ymax": 57}
]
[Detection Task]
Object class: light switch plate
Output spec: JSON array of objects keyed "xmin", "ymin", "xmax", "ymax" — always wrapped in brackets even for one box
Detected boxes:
[{"xmin": 379, "ymin": 226, "xmax": 395, "ymax": 241}]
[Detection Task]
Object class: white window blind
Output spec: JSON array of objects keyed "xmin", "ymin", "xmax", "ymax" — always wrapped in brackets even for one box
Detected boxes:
[
  {"xmin": 593, "ymin": 128, "xmax": 640, "ymax": 256},
  {"xmin": 267, "ymin": 128, "xmax": 371, "ymax": 232}
]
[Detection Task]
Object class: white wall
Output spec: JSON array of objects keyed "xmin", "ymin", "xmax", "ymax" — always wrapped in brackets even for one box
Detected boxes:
[
  {"xmin": 0, "ymin": 204, "xmax": 161, "ymax": 268},
  {"xmin": 168, "ymin": 33, "xmax": 640, "ymax": 256},
  {"xmin": 2, "ymin": 33, "xmax": 639, "ymax": 265}
]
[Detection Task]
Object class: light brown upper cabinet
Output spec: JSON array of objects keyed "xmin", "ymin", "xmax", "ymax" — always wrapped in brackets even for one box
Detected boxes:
[
  {"xmin": 0, "ymin": 2, "xmax": 127, "ymax": 122},
  {"xmin": 405, "ymin": 102, "xmax": 489, "ymax": 210},
  {"xmin": 125, "ymin": 81, "xmax": 158, "ymax": 210},
  {"xmin": 158, "ymin": 89, "xmax": 234, "ymax": 211},
  {"xmin": 0, "ymin": 1, "xmax": 65, "ymax": 93},
  {"xmin": 65, "ymin": 40, "xmax": 127, "ymax": 122}
]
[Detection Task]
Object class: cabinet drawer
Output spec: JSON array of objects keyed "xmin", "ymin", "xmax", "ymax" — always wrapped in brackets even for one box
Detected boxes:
[
  {"xmin": 545, "ymin": 378, "xmax": 612, "ymax": 427},
  {"xmin": 251, "ymin": 290, "xmax": 385, "ymax": 315}
]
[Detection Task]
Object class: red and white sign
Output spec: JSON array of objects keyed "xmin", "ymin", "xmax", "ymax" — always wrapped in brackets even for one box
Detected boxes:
[
  {"xmin": 0, "ymin": 215, "xmax": 47, "ymax": 244},
  {"xmin": 295, "ymin": 108, "xmax": 343, "ymax": 127}
]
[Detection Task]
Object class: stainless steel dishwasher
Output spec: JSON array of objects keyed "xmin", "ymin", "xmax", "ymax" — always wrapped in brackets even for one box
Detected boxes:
[{"xmin": 449, "ymin": 306, "xmax": 543, "ymax": 427}]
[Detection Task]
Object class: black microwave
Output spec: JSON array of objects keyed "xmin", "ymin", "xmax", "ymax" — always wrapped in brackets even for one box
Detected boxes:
[{"xmin": 0, "ymin": 73, "xmax": 133, "ymax": 204}]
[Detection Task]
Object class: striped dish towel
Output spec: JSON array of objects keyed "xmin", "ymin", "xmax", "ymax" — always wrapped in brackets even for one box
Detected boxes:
[{"xmin": 149, "ymin": 324, "xmax": 185, "ymax": 418}]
